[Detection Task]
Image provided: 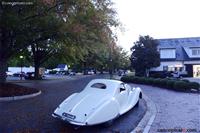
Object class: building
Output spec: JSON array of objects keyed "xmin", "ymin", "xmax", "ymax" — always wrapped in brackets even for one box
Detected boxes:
[
  {"xmin": 151, "ymin": 37, "xmax": 200, "ymax": 78},
  {"xmin": 53, "ymin": 64, "xmax": 68, "ymax": 71}
]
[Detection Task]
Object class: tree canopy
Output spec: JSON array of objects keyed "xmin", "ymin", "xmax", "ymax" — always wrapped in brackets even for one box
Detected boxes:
[
  {"xmin": 0, "ymin": 0, "xmax": 129, "ymax": 82},
  {"xmin": 130, "ymin": 35, "xmax": 160, "ymax": 77}
]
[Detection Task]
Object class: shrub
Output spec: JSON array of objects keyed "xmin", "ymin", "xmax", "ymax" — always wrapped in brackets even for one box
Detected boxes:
[
  {"xmin": 121, "ymin": 76, "xmax": 139, "ymax": 83},
  {"xmin": 138, "ymin": 77, "xmax": 146, "ymax": 84},
  {"xmin": 152, "ymin": 78, "xmax": 161, "ymax": 86},
  {"xmin": 144, "ymin": 78, "xmax": 154, "ymax": 85},
  {"xmin": 173, "ymin": 81, "xmax": 190, "ymax": 91},
  {"xmin": 166, "ymin": 80, "xmax": 176, "ymax": 89},
  {"xmin": 121, "ymin": 76, "xmax": 198, "ymax": 93},
  {"xmin": 181, "ymin": 79, "xmax": 190, "ymax": 83},
  {"xmin": 189, "ymin": 82, "xmax": 200, "ymax": 90},
  {"xmin": 49, "ymin": 70, "xmax": 57, "ymax": 74},
  {"xmin": 157, "ymin": 79, "xmax": 168, "ymax": 87},
  {"xmin": 121, "ymin": 76, "xmax": 131, "ymax": 83}
]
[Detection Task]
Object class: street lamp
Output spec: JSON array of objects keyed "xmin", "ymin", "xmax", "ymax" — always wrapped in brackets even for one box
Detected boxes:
[{"xmin": 20, "ymin": 55, "xmax": 23, "ymax": 80}]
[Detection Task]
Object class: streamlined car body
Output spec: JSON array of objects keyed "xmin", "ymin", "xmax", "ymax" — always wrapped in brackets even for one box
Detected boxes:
[{"xmin": 52, "ymin": 79, "xmax": 142, "ymax": 126}]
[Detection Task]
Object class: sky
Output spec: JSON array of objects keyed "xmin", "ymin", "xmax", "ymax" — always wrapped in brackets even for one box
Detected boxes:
[{"xmin": 114, "ymin": 0, "xmax": 200, "ymax": 51}]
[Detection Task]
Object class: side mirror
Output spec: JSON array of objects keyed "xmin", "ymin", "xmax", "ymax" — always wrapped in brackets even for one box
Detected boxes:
[{"xmin": 120, "ymin": 88, "xmax": 126, "ymax": 92}]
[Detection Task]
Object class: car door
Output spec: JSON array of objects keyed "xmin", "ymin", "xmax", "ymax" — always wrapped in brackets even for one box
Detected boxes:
[{"xmin": 116, "ymin": 83, "xmax": 128, "ymax": 111}]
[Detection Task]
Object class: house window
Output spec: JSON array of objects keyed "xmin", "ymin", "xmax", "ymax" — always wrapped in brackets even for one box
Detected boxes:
[
  {"xmin": 163, "ymin": 66, "xmax": 168, "ymax": 71},
  {"xmin": 168, "ymin": 66, "xmax": 175, "ymax": 72},
  {"xmin": 192, "ymin": 49, "xmax": 200, "ymax": 56}
]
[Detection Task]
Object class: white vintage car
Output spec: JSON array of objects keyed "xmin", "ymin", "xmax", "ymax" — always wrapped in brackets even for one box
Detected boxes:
[{"xmin": 52, "ymin": 79, "xmax": 142, "ymax": 126}]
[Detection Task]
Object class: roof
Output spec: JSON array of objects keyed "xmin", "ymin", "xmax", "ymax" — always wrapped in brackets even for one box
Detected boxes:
[
  {"xmin": 156, "ymin": 37, "xmax": 200, "ymax": 61},
  {"xmin": 84, "ymin": 79, "xmax": 123, "ymax": 94}
]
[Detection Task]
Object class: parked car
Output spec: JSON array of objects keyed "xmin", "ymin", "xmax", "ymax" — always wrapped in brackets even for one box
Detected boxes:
[
  {"xmin": 69, "ymin": 71, "xmax": 76, "ymax": 76},
  {"xmin": 171, "ymin": 71, "xmax": 188, "ymax": 78},
  {"xmin": 88, "ymin": 70, "xmax": 95, "ymax": 75},
  {"xmin": 24, "ymin": 72, "xmax": 45, "ymax": 80},
  {"xmin": 13, "ymin": 72, "xmax": 25, "ymax": 77},
  {"xmin": 6, "ymin": 71, "xmax": 14, "ymax": 76},
  {"xmin": 24, "ymin": 72, "xmax": 35, "ymax": 80},
  {"xmin": 52, "ymin": 79, "xmax": 142, "ymax": 126}
]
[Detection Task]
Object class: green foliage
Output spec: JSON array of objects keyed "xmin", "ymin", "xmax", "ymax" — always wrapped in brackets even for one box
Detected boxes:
[
  {"xmin": 173, "ymin": 81, "xmax": 190, "ymax": 91},
  {"xmin": 130, "ymin": 35, "xmax": 160, "ymax": 77},
  {"xmin": 181, "ymin": 79, "xmax": 190, "ymax": 83},
  {"xmin": 49, "ymin": 70, "xmax": 57, "ymax": 74},
  {"xmin": 121, "ymin": 76, "xmax": 199, "ymax": 92},
  {"xmin": 166, "ymin": 80, "xmax": 176, "ymax": 89},
  {"xmin": 157, "ymin": 79, "xmax": 168, "ymax": 87},
  {"xmin": 189, "ymin": 82, "xmax": 200, "ymax": 90},
  {"xmin": 1, "ymin": 0, "xmax": 121, "ymax": 81}
]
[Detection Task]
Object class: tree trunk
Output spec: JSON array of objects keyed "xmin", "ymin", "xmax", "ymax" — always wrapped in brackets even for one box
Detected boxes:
[
  {"xmin": 145, "ymin": 69, "xmax": 149, "ymax": 77},
  {"xmin": 34, "ymin": 59, "xmax": 40, "ymax": 80},
  {"xmin": 0, "ymin": 59, "xmax": 7, "ymax": 84}
]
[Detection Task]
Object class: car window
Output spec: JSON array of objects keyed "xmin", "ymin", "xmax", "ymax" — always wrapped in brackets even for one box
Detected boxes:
[{"xmin": 91, "ymin": 83, "xmax": 106, "ymax": 89}]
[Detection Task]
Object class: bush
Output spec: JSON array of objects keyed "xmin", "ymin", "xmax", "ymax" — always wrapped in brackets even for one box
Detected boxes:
[
  {"xmin": 121, "ymin": 76, "xmax": 197, "ymax": 93},
  {"xmin": 157, "ymin": 79, "xmax": 168, "ymax": 87},
  {"xmin": 138, "ymin": 77, "xmax": 146, "ymax": 84},
  {"xmin": 152, "ymin": 78, "xmax": 161, "ymax": 86},
  {"xmin": 144, "ymin": 78, "xmax": 154, "ymax": 85},
  {"xmin": 173, "ymin": 81, "xmax": 190, "ymax": 91},
  {"xmin": 121, "ymin": 76, "xmax": 138, "ymax": 83},
  {"xmin": 121, "ymin": 76, "xmax": 131, "ymax": 83},
  {"xmin": 189, "ymin": 82, "xmax": 200, "ymax": 90},
  {"xmin": 166, "ymin": 80, "xmax": 176, "ymax": 89},
  {"xmin": 49, "ymin": 70, "xmax": 57, "ymax": 74},
  {"xmin": 181, "ymin": 79, "xmax": 190, "ymax": 83}
]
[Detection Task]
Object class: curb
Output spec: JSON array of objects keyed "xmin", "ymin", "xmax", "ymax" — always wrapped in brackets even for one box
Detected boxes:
[
  {"xmin": 131, "ymin": 93, "xmax": 157, "ymax": 133},
  {"xmin": 0, "ymin": 90, "xmax": 42, "ymax": 102}
]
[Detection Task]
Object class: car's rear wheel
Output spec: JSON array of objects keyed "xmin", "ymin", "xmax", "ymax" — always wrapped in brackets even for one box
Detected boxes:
[
  {"xmin": 135, "ymin": 93, "xmax": 142, "ymax": 107},
  {"xmin": 139, "ymin": 93, "xmax": 142, "ymax": 99},
  {"xmin": 135, "ymin": 100, "xmax": 139, "ymax": 107}
]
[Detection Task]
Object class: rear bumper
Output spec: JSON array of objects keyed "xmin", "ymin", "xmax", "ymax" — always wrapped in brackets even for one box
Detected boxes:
[{"xmin": 52, "ymin": 113, "xmax": 87, "ymax": 126}]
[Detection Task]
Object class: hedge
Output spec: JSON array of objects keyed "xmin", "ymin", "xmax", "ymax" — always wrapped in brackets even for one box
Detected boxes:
[
  {"xmin": 49, "ymin": 70, "xmax": 57, "ymax": 74},
  {"xmin": 173, "ymin": 81, "xmax": 189, "ymax": 91},
  {"xmin": 189, "ymin": 82, "xmax": 200, "ymax": 90},
  {"xmin": 121, "ymin": 76, "xmax": 199, "ymax": 92}
]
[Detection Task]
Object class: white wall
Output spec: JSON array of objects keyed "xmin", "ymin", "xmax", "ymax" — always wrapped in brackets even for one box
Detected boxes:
[
  {"xmin": 8, "ymin": 67, "xmax": 35, "ymax": 73},
  {"xmin": 151, "ymin": 61, "xmax": 184, "ymax": 71}
]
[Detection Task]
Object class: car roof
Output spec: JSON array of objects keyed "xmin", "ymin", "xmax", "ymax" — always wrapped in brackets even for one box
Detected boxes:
[
  {"xmin": 85, "ymin": 79, "xmax": 123, "ymax": 93},
  {"xmin": 91, "ymin": 79, "xmax": 122, "ymax": 85}
]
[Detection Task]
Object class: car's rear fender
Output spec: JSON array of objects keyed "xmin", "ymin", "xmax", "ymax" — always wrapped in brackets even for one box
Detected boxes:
[
  {"xmin": 57, "ymin": 93, "xmax": 78, "ymax": 109},
  {"xmin": 128, "ymin": 87, "xmax": 141, "ymax": 106},
  {"xmin": 86, "ymin": 98, "xmax": 120, "ymax": 125}
]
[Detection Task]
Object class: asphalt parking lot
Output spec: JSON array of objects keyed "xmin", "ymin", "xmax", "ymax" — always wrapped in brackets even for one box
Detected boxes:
[{"xmin": 0, "ymin": 75, "xmax": 146, "ymax": 133}]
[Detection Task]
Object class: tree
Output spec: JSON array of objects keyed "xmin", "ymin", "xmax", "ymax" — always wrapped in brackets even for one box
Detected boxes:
[
  {"xmin": 0, "ymin": 0, "xmax": 39, "ymax": 83},
  {"xmin": 130, "ymin": 35, "xmax": 160, "ymax": 77},
  {"xmin": 0, "ymin": 0, "xmax": 119, "ymax": 82}
]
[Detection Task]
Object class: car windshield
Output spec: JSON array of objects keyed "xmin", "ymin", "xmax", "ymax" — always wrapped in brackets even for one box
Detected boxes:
[{"xmin": 91, "ymin": 83, "xmax": 106, "ymax": 89}]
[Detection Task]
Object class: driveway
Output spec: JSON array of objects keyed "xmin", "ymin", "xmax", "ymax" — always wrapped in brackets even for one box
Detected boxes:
[
  {"xmin": 132, "ymin": 84, "xmax": 200, "ymax": 133},
  {"xmin": 0, "ymin": 75, "xmax": 146, "ymax": 133}
]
